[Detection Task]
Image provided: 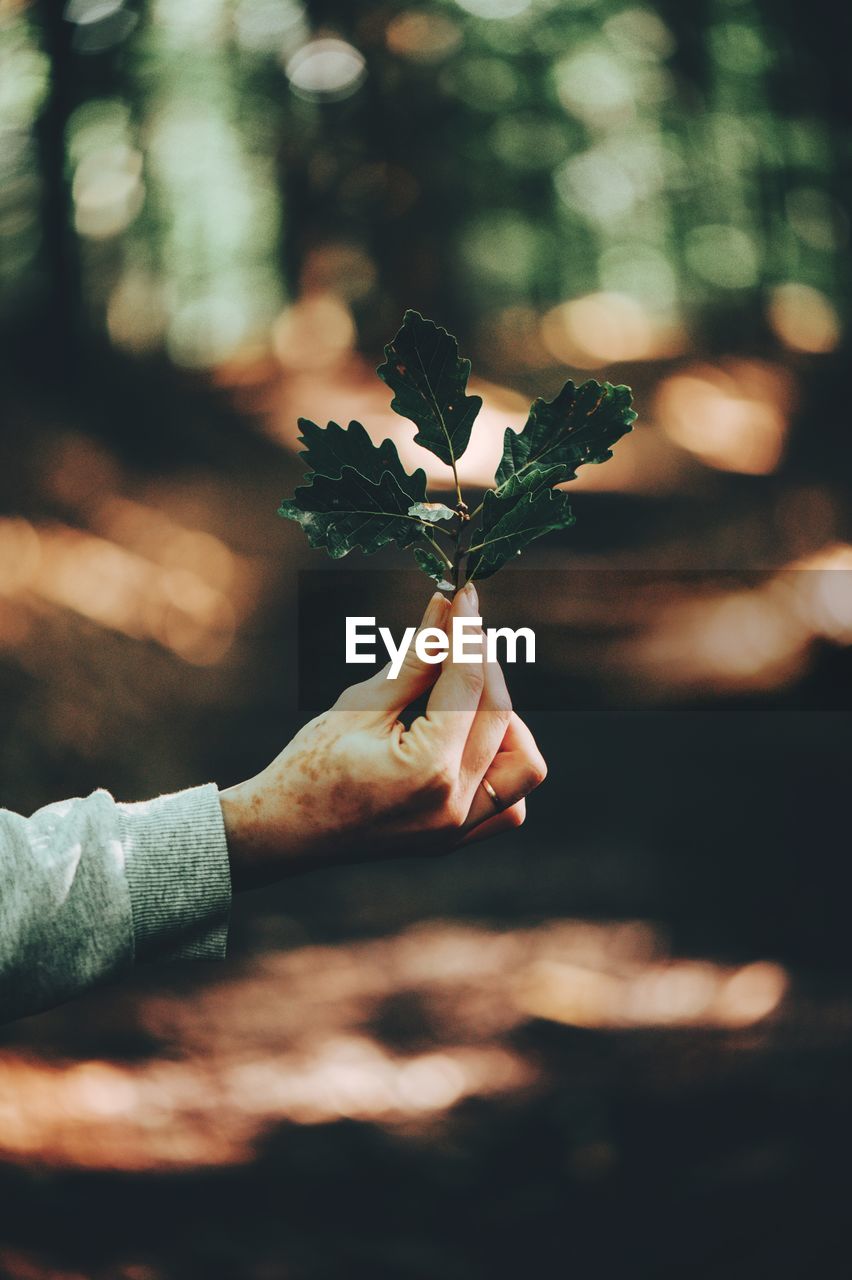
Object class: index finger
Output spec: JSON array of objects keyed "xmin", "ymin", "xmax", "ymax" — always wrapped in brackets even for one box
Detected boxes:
[{"xmin": 420, "ymin": 581, "xmax": 485, "ymax": 766}]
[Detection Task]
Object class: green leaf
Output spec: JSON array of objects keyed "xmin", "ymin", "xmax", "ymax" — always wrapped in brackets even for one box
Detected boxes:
[
  {"xmin": 496, "ymin": 379, "xmax": 637, "ymax": 489},
  {"xmin": 278, "ymin": 466, "xmax": 431, "ymax": 559},
  {"xmin": 295, "ymin": 417, "xmax": 426, "ymax": 500},
  {"xmin": 408, "ymin": 501, "xmax": 456, "ymax": 524},
  {"xmin": 414, "ymin": 546, "xmax": 454, "ymax": 591},
  {"xmin": 376, "ymin": 309, "xmax": 482, "ymax": 468},
  {"xmin": 467, "ymin": 465, "xmax": 575, "ymax": 582}
]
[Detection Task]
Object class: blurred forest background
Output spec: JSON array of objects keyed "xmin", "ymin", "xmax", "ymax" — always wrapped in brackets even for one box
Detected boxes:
[{"xmin": 1, "ymin": 0, "xmax": 851, "ymax": 1276}]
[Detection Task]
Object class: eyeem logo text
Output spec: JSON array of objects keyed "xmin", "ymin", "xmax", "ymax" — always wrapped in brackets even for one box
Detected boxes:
[{"xmin": 346, "ymin": 616, "xmax": 535, "ymax": 679}]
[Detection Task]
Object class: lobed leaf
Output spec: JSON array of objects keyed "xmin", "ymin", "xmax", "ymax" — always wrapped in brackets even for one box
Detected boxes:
[
  {"xmin": 496, "ymin": 379, "xmax": 636, "ymax": 489},
  {"xmin": 278, "ymin": 466, "xmax": 431, "ymax": 559},
  {"xmin": 377, "ymin": 310, "xmax": 482, "ymax": 469},
  {"xmin": 295, "ymin": 417, "xmax": 426, "ymax": 500},
  {"xmin": 466, "ymin": 465, "xmax": 575, "ymax": 582}
]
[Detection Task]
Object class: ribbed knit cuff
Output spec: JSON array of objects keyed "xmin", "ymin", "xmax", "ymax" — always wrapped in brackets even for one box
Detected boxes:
[{"xmin": 118, "ymin": 783, "xmax": 232, "ymax": 963}]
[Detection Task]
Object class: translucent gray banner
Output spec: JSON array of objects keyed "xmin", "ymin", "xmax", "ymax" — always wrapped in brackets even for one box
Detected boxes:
[{"xmin": 296, "ymin": 568, "xmax": 852, "ymax": 713}]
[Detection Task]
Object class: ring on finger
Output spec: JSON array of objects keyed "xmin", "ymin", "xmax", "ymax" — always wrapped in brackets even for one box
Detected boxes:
[{"xmin": 480, "ymin": 775, "xmax": 501, "ymax": 810}]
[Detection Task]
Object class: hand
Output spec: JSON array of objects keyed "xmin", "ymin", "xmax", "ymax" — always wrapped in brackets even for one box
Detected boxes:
[{"xmin": 219, "ymin": 583, "xmax": 547, "ymax": 889}]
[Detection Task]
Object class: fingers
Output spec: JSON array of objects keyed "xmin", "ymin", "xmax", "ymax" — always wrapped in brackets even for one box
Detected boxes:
[
  {"xmin": 457, "ymin": 799, "xmax": 526, "ymax": 846},
  {"xmin": 336, "ymin": 591, "xmax": 450, "ymax": 719},
  {"xmin": 460, "ymin": 733, "xmax": 547, "ymax": 832},
  {"xmin": 421, "ymin": 582, "xmax": 486, "ymax": 769},
  {"xmin": 379, "ymin": 589, "xmax": 451, "ymax": 715},
  {"xmin": 458, "ymin": 650, "xmax": 512, "ymax": 790},
  {"xmin": 501, "ymin": 711, "xmax": 547, "ymax": 769}
]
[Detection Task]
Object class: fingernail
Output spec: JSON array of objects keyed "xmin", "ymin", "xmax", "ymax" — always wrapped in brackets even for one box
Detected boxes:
[
  {"xmin": 456, "ymin": 581, "xmax": 478, "ymax": 614},
  {"xmin": 422, "ymin": 590, "xmax": 447, "ymax": 629}
]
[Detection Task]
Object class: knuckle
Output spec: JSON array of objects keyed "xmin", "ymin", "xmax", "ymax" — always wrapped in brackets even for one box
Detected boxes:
[
  {"xmin": 525, "ymin": 754, "xmax": 548, "ymax": 789},
  {"xmin": 509, "ymin": 801, "xmax": 527, "ymax": 828},
  {"xmin": 421, "ymin": 760, "xmax": 455, "ymax": 801}
]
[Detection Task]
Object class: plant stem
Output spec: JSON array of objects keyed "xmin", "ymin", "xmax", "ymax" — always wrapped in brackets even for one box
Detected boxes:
[
  {"xmin": 424, "ymin": 522, "xmax": 456, "ymax": 544},
  {"xmin": 424, "ymin": 532, "xmax": 453, "ymax": 570},
  {"xmin": 445, "ymin": 453, "xmax": 465, "ymax": 506},
  {"xmin": 451, "ymin": 512, "xmax": 469, "ymax": 592},
  {"xmin": 452, "ymin": 536, "xmax": 463, "ymax": 592}
]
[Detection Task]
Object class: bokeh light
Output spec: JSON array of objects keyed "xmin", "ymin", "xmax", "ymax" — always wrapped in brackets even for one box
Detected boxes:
[
  {"xmin": 386, "ymin": 10, "xmax": 462, "ymax": 62},
  {"xmin": 454, "ymin": 0, "xmax": 532, "ymax": 19},
  {"xmin": 285, "ymin": 38, "xmax": 366, "ymax": 102},
  {"xmin": 0, "ymin": 918, "xmax": 789, "ymax": 1171},
  {"xmin": 655, "ymin": 360, "xmax": 794, "ymax": 474},
  {"xmin": 767, "ymin": 283, "xmax": 841, "ymax": 354}
]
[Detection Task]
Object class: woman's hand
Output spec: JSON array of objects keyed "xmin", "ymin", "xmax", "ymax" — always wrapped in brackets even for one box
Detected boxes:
[{"xmin": 219, "ymin": 583, "xmax": 547, "ymax": 889}]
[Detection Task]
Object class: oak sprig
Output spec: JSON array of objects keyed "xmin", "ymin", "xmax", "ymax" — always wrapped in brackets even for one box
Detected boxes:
[{"xmin": 278, "ymin": 310, "xmax": 637, "ymax": 591}]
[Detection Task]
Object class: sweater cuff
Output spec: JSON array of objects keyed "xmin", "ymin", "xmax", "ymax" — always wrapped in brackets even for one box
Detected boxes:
[{"xmin": 118, "ymin": 783, "xmax": 232, "ymax": 963}]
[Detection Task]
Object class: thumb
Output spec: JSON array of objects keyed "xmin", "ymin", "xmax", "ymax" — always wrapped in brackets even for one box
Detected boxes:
[
  {"xmin": 342, "ymin": 590, "xmax": 451, "ymax": 720},
  {"xmin": 378, "ymin": 590, "xmax": 451, "ymax": 716}
]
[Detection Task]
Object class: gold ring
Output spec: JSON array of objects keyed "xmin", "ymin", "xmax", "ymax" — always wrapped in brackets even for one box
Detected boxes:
[{"xmin": 480, "ymin": 776, "xmax": 501, "ymax": 809}]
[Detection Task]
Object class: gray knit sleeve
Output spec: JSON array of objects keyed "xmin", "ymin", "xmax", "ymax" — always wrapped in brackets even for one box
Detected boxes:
[
  {"xmin": 119, "ymin": 783, "xmax": 232, "ymax": 962},
  {"xmin": 0, "ymin": 784, "xmax": 232, "ymax": 1023}
]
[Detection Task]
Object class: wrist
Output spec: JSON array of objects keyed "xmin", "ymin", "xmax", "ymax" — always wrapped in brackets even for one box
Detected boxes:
[
  {"xmin": 220, "ymin": 779, "xmax": 321, "ymax": 889},
  {"xmin": 219, "ymin": 783, "xmax": 265, "ymax": 891}
]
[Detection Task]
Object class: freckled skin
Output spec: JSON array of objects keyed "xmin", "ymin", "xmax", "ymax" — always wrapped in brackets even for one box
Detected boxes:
[{"xmin": 219, "ymin": 588, "xmax": 548, "ymax": 891}]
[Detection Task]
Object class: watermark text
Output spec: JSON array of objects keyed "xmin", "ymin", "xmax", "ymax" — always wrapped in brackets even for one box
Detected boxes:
[{"xmin": 346, "ymin": 616, "xmax": 536, "ymax": 679}]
